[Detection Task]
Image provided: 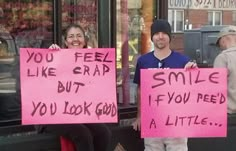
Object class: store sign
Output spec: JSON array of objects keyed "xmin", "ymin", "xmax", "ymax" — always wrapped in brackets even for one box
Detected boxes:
[
  {"xmin": 169, "ymin": 0, "xmax": 236, "ymax": 10},
  {"xmin": 20, "ymin": 48, "xmax": 117, "ymax": 125},
  {"xmin": 140, "ymin": 68, "xmax": 227, "ymax": 138}
]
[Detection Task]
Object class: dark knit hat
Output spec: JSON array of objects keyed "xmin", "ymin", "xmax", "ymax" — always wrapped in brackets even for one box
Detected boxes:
[{"xmin": 151, "ymin": 19, "xmax": 172, "ymax": 41}]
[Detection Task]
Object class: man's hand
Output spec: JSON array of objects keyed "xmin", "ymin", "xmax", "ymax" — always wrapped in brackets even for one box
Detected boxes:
[
  {"xmin": 132, "ymin": 117, "xmax": 141, "ymax": 131},
  {"xmin": 184, "ymin": 60, "xmax": 198, "ymax": 69}
]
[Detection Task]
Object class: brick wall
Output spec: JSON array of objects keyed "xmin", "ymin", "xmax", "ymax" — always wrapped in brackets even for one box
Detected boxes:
[
  {"xmin": 170, "ymin": 33, "xmax": 184, "ymax": 53},
  {"xmin": 188, "ymin": 10, "xmax": 208, "ymax": 28},
  {"xmin": 223, "ymin": 11, "xmax": 233, "ymax": 25}
]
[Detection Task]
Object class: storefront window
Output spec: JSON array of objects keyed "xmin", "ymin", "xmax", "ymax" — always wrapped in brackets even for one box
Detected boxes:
[
  {"xmin": 116, "ymin": 0, "xmax": 156, "ymax": 105},
  {"xmin": 0, "ymin": 0, "xmax": 53, "ymax": 51},
  {"xmin": 0, "ymin": 0, "xmax": 53, "ymax": 120},
  {"xmin": 0, "ymin": 0, "xmax": 53, "ymax": 87},
  {"xmin": 61, "ymin": 0, "xmax": 98, "ymax": 48}
]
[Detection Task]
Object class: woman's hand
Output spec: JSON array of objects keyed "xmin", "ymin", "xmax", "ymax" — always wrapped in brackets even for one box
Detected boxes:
[
  {"xmin": 49, "ymin": 44, "xmax": 61, "ymax": 50},
  {"xmin": 132, "ymin": 117, "xmax": 141, "ymax": 131}
]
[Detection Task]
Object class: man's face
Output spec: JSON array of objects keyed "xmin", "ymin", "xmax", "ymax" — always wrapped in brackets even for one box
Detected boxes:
[
  {"xmin": 218, "ymin": 35, "xmax": 233, "ymax": 50},
  {"xmin": 218, "ymin": 34, "xmax": 236, "ymax": 50},
  {"xmin": 152, "ymin": 32, "xmax": 170, "ymax": 50},
  {"xmin": 218, "ymin": 37, "xmax": 226, "ymax": 50}
]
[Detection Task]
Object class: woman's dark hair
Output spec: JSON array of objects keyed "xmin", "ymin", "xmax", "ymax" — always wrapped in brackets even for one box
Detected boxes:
[{"xmin": 63, "ymin": 24, "xmax": 88, "ymax": 48}]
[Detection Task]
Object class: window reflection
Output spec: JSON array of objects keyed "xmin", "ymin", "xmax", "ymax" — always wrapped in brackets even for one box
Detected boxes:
[
  {"xmin": 62, "ymin": 0, "xmax": 98, "ymax": 48},
  {"xmin": 0, "ymin": 1, "xmax": 53, "ymax": 51},
  {"xmin": 0, "ymin": 0, "xmax": 53, "ymax": 121},
  {"xmin": 116, "ymin": 0, "xmax": 155, "ymax": 105}
]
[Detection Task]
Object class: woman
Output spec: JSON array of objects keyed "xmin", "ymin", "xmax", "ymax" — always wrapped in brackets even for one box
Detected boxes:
[{"xmin": 45, "ymin": 24, "xmax": 112, "ymax": 151}]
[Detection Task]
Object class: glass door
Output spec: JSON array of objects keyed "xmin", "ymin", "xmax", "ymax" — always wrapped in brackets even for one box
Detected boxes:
[{"xmin": 116, "ymin": 0, "xmax": 157, "ymax": 105}]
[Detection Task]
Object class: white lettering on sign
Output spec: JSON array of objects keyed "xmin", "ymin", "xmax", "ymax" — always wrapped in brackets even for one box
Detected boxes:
[{"xmin": 169, "ymin": 0, "xmax": 236, "ymax": 10}]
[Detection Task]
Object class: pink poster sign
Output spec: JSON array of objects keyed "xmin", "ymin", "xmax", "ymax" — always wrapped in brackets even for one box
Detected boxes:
[
  {"xmin": 20, "ymin": 48, "xmax": 117, "ymax": 125},
  {"xmin": 141, "ymin": 68, "xmax": 227, "ymax": 138}
]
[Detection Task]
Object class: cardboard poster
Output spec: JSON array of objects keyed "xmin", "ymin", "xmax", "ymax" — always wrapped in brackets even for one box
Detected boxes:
[
  {"xmin": 141, "ymin": 68, "xmax": 227, "ymax": 138},
  {"xmin": 20, "ymin": 48, "xmax": 117, "ymax": 124}
]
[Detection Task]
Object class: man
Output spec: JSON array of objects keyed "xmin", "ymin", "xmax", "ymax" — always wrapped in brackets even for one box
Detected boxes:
[
  {"xmin": 132, "ymin": 19, "xmax": 197, "ymax": 151},
  {"xmin": 214, "ymin": 25, "xmax": 236, "ymax": 114}
]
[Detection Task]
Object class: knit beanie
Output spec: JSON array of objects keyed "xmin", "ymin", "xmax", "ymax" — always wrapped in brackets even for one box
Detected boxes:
[{"xmin": 151, "ymin": 19, "xmax": 171, "ymax": 41}]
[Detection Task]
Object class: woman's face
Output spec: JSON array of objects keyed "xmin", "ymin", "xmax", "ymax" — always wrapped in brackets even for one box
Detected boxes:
[{"xmin": 65, "ymin": 27, "xmax": 86, "ymax": 49}]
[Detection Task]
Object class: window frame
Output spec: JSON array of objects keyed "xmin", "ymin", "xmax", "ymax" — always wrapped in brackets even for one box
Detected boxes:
[
  {"xmin": 233, "ymin": 11, "xmax": 236, "ymax": 25},
  {"xmin": 168, "ymin": 9, "xmax": 184, "ymax": 33},
  {"xmin": 208, "ymin": 11, "xmax": 222, "ymax": 26}
]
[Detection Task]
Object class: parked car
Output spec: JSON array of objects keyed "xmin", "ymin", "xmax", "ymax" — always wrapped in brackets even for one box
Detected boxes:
[{"xmin": 0, "ymin": 31, "xmax": 21, "ymax": 120}]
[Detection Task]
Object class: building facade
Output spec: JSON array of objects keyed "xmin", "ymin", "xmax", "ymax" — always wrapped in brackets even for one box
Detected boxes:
[
  {"xmin": 169, "ymin": 0, "xmax": 236, "ymax": 52},
  {"xmin": 1, "ymin": 0, "xmax": 235, "ymax": 118}
]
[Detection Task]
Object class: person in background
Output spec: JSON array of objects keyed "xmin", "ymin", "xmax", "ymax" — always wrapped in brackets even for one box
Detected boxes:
[
  {"xmin": 132, "ymin": 19, "xmax": 197, "ymax": 151},
  {"xmin": 44, "ymin": 24, "xmax": 112, "ymax": 151},
  {"xmin": 214, "ymin": 25, "xmax": 236, "ymax": 114}
]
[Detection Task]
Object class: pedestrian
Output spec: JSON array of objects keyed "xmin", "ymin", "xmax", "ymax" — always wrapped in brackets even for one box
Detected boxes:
[
  {"xmin": 132, "ymin": 19, "xmax": 197, "ymax": 151},
  {"xmin": 42, "ymin": 24, "xmax": 112, "ymax": 151},
  {"xmin": 214, "ymin": 25, "xmax": 236, "ymax": 114}
]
